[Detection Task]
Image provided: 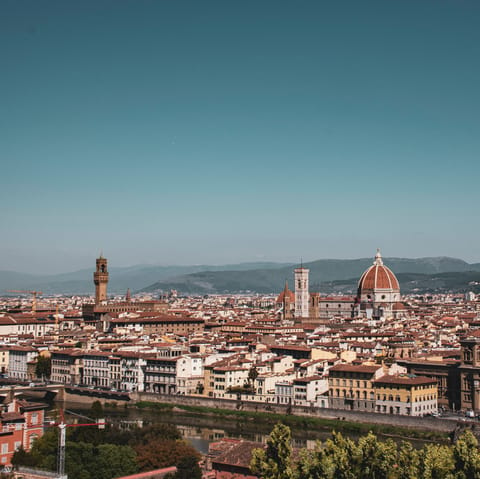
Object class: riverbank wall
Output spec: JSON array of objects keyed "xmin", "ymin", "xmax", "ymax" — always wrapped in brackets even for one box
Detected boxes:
[
  {"xmin": 59, "ymin": 389, "xmax": 471, "ymax": 436},
  {"xmin": 129, "ymin": 391, "xmax": 461, "ymax": 434}
]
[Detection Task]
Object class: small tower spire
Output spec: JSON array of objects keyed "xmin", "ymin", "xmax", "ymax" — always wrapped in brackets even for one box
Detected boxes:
[{"xmin": 126, "ymin": 288, "xmax": 131, "ymax": 302}]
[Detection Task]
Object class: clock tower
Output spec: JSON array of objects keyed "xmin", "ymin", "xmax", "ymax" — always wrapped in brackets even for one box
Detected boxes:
[{"xmin": 94, "ymin": 255, "xmax": 109, "ymax": 304}]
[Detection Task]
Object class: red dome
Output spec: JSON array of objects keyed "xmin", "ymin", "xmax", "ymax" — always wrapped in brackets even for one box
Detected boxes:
[{"xmin": 358, "ymin": 250, "xmax": 400, "ymax": 291}]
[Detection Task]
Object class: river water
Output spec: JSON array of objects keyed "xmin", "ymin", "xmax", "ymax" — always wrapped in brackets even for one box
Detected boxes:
[{"xmin": 45, "ymin": 402, "xmax": 441, "ymax": 454}]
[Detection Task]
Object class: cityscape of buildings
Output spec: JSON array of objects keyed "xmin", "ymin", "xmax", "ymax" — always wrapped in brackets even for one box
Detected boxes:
[
  {"xmin": 1, "ymin": 251, "xmax": 480, "ymax": 417},
  {"xmin": 3, "ymin": 1, "xmax": 479, "ymax": 477},
  {"xmin": 0, "ymin": 250, "xmax": 480, "ymax": 477}
]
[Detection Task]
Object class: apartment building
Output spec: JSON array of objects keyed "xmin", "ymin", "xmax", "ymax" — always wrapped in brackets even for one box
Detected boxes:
[
  {"xmin": 50, "ymin": 349, "xmax": 83, "ymax": 385},
  {"xmin": 373, "ymin": 375, "xmax": 438, "ymax": 416},
  {"xmin": 7, "ymin": 346, "xmax": 38, "ymax": 381},
  {"xmin": 143, "ymin": 356, "xmax": 178, "ymax": 394},
  {"xmin": 0, "ymin": 399, "xmax": 46, "ymax": 467},
  {"xmin": 83, "ymin": 351, "xmax": 111, "ymax": 388},
  {"xmin": 328, "ymin": 363, "xmax": 384, "ymax": 411},
  {"xmin": 118, "ymin": 352, "xmax": 145, "ymax": 392},
  {"xmin": 176, "ymin": 355, "xmax": 204, "ymax": 395}
]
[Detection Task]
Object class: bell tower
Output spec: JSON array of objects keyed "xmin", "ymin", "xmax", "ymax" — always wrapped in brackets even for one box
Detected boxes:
[
  {"xmin": 294, "ymin": 265, "xmax": 310, "ymax": 319},
  {"xmin": 94, "ymin": 255, "xmax": 109, "ymax": 304}
]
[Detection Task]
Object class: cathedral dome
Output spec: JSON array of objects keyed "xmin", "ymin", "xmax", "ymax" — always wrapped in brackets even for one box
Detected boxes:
[{"xmin": 357, "ymin": 250, "xmax": 400, "ymax": 292}]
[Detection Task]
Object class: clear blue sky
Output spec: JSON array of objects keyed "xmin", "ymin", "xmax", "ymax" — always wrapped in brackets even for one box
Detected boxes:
[{"xmin": 2, "ymin": 0, "xmax": 479, "ymax": 273}]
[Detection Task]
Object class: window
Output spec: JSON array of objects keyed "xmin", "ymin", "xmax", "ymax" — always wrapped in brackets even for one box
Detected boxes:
[{"xmin": 1, "ymin": 444, "xmax": 7, "ymax": 454}]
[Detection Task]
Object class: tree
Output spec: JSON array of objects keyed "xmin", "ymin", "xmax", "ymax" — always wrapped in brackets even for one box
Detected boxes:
[
  {"xmin": 35, "ymin": 355, "xmax": 51, "ymax": 379},
  {"xmin": 418, "ymin": 443, "xmax": 454, "ymax": 479},
  {"xmin": 90, "ymin": 400, "xmax": 104, "ymax": 419},
  {"xmin": 452, "ymin": 430, "xmax": 480, "ymax": 479},
  {"xmin": 248, "ymin": 365, "xmax": 259, "ymax": 387},
  {"xmin": 305, "ymin": 431, "xmax": 359, "ymax": 479},
  {"xmin": 12, "ymin": 445, "xmax": 37, "ymax": 468},
  {"xmin": 172, "ymin": 454, "xmax": 202, "ymax": 479},
  {"xmin": 134, "ymin": 439, "xmax": 200, "ymax": 472},
  {"xmin": 395, "ymin": 441, "xmax": 420, "ymax": 479},
  {"xmin": 356, "ymin": 432, "xmax": 397, "ymax": 479},
  {"xmin": 295, "ymin": 443, "xmax": 334, "ymax": 479},
  {"xmin": 251, "ymin": 423, "xmax": 293, "ymax": 479},
  {"xmin": 95, "ymin": 443, "xmax": 137, "ymax": 479}
]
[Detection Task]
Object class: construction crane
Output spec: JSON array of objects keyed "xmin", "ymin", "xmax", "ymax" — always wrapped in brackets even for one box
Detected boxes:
[
  {"xmin": 7, "ymin": 290, "xmax": 43, "ymax": 313},
  {"xmin": 47, "ymin": 409, "xmax": 106, "ymax": 479}
]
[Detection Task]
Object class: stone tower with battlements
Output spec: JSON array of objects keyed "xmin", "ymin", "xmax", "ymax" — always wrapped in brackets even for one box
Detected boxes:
[{"xmin": 94, "ymin": 255, "xmax": 109, "ymax": 304}]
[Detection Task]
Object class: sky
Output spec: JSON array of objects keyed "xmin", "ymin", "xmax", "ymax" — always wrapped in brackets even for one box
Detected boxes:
[{"xmin": 1, "ymin": 0, "xmax": 480, "ymax": 274}]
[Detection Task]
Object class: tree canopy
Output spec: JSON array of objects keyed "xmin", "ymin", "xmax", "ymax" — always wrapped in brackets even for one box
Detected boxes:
[
  {"xmin": 12, "ymin": 421, "xmax": 198, "ymax": 479},
  {"xmin": 35, "ymin": 355, "xmax": 51, "ymax": 379},
  {"xmin": 251, "ymin": 425, "xmax": 480, "ymax": 479}
]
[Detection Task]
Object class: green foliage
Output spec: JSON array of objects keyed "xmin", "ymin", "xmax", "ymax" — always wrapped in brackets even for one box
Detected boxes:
[
  {"xmin": 296, "ymin": 431, "xmax": 359, "ymax": 479},
  {"xmin": 418, "ymin": 443, "xmax": 455, "ymax": 479},
  {"xmin": 266, "ymin": 426, "xmax": 480, "ymax": 479},
  {"xmin": 251, "ymin": 422, "xmax": 294, "ymax": 479},
  {"xmin": 395, "ymin": 441, "xmax": 420, "ymax": 479},
  {"xmin": 356, "ymin": 432, "xmax": 397, "ymax": 479},
  {"xmin": 90, "ymin": 400, "xmax": 104, "ymax": 419},
  {"xmin": 452, "ymin": 429, "xmax": 480, "ymax": 479},
  {"xmin": 35, "ymin": 355, "xmax": 51, "ymax": 379},
  {"xmin": 171, "ymin": 454, "xmax": 202, "ymax": 479},
  {"xmin": 95, "ymin": 444, "xmax": 138, "ymax": 479},
  {"xmin": 248, "ymin": 365, "xmax": 259, "ymax": 385},
  {"xmin": 12, "ymin": 445, "xmax": 37, "ymax": 468},
  {"xmin": 12, "ymin": 421, "xmax": 193, "ymax": 479}
]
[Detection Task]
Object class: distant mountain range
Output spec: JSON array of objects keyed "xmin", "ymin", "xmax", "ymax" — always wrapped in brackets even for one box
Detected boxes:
[
  {"xmin": 1, "ymin": 257, "xmax": 479, "ymax": 297},
  {"xmin": 141, "ymin": 257, "xmax": 480, "ymax": 295},
  {"xmin": 0, "ymin": 262, "xmax": 291, "ymax": 296}
]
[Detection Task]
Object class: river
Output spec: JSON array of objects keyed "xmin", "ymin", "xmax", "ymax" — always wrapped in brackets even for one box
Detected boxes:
[{"xmin": 44, "ymin": 401, "xmax": 443, "ymax": 454}]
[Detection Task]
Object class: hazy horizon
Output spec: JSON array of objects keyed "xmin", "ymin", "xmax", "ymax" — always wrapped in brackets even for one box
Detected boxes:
[
  {"xmin": 3, "ymin": 252, "xmax": 479, "ymax": 276},
  {"xmin": 2, "ymin": 1, "xmax": 479, "ymax": 274}
]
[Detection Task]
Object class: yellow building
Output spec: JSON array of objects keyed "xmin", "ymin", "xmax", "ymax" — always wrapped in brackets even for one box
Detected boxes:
[
  {"xmin": 328, "ymin": 363, "xmax": 384, "ymax": 412},
  {"xmin": 373, "ymin": 375, "xmax": 438, "ymax": 416}
]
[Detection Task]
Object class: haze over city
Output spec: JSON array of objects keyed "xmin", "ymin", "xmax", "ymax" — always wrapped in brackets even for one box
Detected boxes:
[{"xmin": 2, "ymin": 0, "xmax": 480, "ymax": 274}]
